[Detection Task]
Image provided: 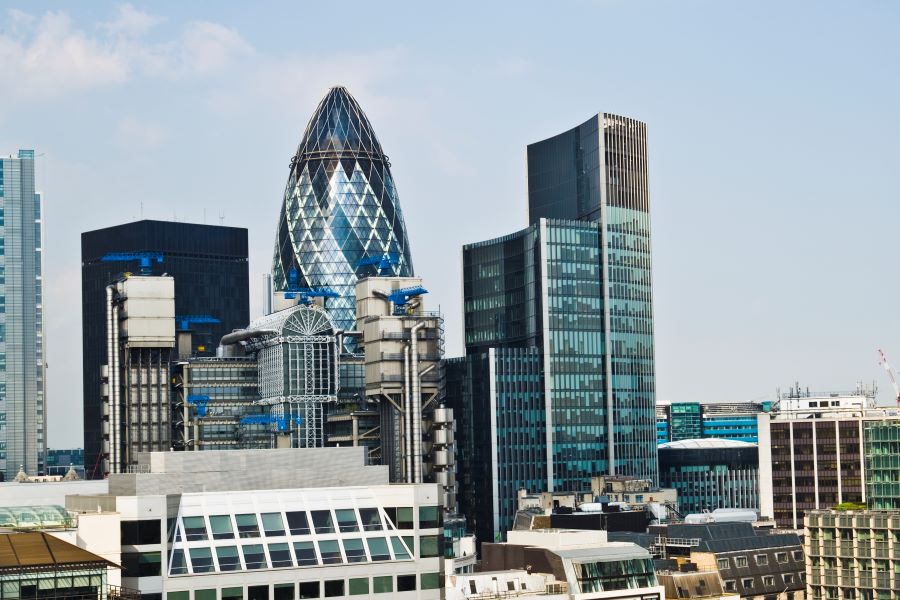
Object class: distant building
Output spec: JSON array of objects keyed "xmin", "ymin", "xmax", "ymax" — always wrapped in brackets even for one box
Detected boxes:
[
  {"xmin": 756, "ymin": 385, "xmax": 900, "ymax": 528},
  {"xmin": 656, "ymin": 401, "xmax": 772, "ymax": 445},
  {"xmin": 805, "ymin": 509, "xmax": 900, "ymax": 599},
  {"xmin": 863, "ymin": 418, "xmax": 900, "ymax": 509},
  {"xmin": 45, "ymin": 448, "xmax": 84, "ymax": 478},
  {"xmin": 656, "ymin": 568, "xmax": 739, "ymax": 600},
  {"xmin": 0, "ymin": 150, "xmax": 46, "ymax": 480},
  {"xmin": 658, "ymin": 439, "xmax": 760, "ymax": 515},
  {"xmin": 82, "ymin": 220, "xmax": 249, "ymax": 478}
]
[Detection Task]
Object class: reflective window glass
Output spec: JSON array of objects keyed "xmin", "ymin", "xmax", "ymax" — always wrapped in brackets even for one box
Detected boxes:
[
  {"xmin": 298, "ymin": 581, "xmax": 319, "ymax": 599},
  {"xmin": 189, "ymin": 547, "xmax": 214, "ymax": 573},
  {"xmin": 372, "ymin": 576, "xmax": 393, "ymax": 593},
  {"xmin": 319, "ymin": 540, "xmax": 343, "ymax": 564},
  {"xmin": 210, "ymin": 515, "xmax": 235, "ymax": 540},
  {"xmin": 348, "ymin": 578, "xmax": 369, "ymax": 595},
  {"xmin": 343, "ymin": 538, "xmax": 366, "ymax": 563},
  {"xmin": 420, "ymin": 535, "xmax": 440, "ymax": 557},
  {"xmin": 262, "ymin": 512, "xmax": 286, "ymax": 536},
  {"xmin": 222, "ymin": 588, "xmax": 243, "ymax": 600},
  {"xmin": 286, "ymin": 511, "xmax": 311, "ymax": 535},
  {"xmin": 418, "ymin": 506, "xmax": 440, "ymax": 529},
  {"xmin": 359, "ymin": 508, "xmax": 382, "ymax": 531},
  {"xmin": 335, "ymin": 509, "xmax": 359, "ymax": 532},
  {"xmin": 195, "ymin": 590, "xmax": 216, "ymax": 600},
  {"xmin": 236, "ymin": 514, "xmax": 260, "ymax": 538},
  {"xmin": 294, "ymin": 541, "xmax": 318, "ymax": 566},
  {"xmin": 216, "ymin": 546, "xmax": 241, "ymax": 571},
  {"xmin": 391, "ymin": 536, "xmax": 411, "ymax": 560},
  {"xmin": 367, "ymin": 537, "xmax": 390, "ymax": 561},
  {"xmin": 169, "ymin": 549, "xmax": 187, "ymax": 575},
  {"xmin": 421, "ymin": 573, "xmax": 441, "ymax": 590},
  {"xmin": 242, "ymin": 544, "xmax": 267, "ymax": 569},
  {"xmin": 182, "ymin": 516, "xmax": 208, "ymax": 541},
  {"xmin": 269, "ymin": 543, "xmax": 293, "ymax": 568},
  {"xmin": 311, "ymin": 510, "xmax": 334, "ymax": 534}
]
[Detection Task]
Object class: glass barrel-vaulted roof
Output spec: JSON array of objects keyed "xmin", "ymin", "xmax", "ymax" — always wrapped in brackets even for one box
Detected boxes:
[{"xmin": 272, "ymin": 86, "xmax": 414, "ymax": 339}]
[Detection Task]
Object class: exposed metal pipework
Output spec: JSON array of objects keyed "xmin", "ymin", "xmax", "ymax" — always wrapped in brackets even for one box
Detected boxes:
[
  {"xmin": 410, "ymin": 322, "xmax": 426, "ymax": 484},
  {"xmin": 218, "ymin": 328, "xmax": 279, "ymax": 351},
  {"xmin": 403, "ymin": 345, "xmax": 412, "ymax": 483}
]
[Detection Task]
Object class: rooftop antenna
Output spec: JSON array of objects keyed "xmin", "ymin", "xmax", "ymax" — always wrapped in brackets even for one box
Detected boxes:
[{"xmin": 140, "ymin": 201, "xmax": 144, "ymax": 220}]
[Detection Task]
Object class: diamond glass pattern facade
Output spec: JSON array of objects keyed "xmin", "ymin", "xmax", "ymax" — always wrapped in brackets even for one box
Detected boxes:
[{"xmin": 272, "ymin": 87, "xmax": 414, "ymax": 338}]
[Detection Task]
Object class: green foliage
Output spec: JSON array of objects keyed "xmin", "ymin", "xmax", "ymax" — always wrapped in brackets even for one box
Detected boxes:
[{"xmin": 833, "ymin": 502, "xmax": 867, "ymax": 511}]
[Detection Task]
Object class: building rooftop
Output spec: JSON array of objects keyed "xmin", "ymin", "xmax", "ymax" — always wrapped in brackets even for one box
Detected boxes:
[
  {"xmin": 0, "ymin": 532, "xmax": 115, "ymax": 572},
  {"xmin": 659, "ymin": 438, "xmax": 756, "ymax": 450}
]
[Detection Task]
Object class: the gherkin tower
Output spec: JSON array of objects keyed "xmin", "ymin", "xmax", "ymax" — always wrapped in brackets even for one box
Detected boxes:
[{"xmin": 273, "ymin": 86, "xmax": 414, "ymax": 337}]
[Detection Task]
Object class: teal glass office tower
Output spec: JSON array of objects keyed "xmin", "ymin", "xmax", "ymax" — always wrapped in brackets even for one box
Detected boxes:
[
  {"xmin": 0, "ymin": 150, "xmax": 46, "ymax": 480},
  {"xmin": 272, "ymin": 87, "xmax": 414, "ymax": 338}
]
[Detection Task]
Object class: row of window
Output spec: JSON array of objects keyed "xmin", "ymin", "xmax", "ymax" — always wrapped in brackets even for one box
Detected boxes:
[
  {"xmin": 723, "ymin": 572, "xmax": 803, "ymax": 592},
  {"xmin": 166, "ymin": 572, "xmax": 441, "ymax": 600},
  {"xmin": 717, "ymin": 550, "xmax": 803, "ymax": 570},
  {"xmin": 169, "ymin": 536, "xmax": 442, "ymax": 575}
]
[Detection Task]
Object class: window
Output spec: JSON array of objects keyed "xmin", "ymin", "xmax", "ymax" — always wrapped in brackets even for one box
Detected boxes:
[
  {"xmin": 236, "ymin": 514, "xmax": 260, "ymax": 538},
  {"xmin": 735, "ymin": 556, "xmax": 748, "ymax": 567},
  {"xmin": 742, "ymin": 578, "xmax": 754, "ymax": 589},
  {"xmin": 717, "ymin": 558, "xmax": 729, "ymax": 570},
  {"xmin": 418, "ymin": 506, "xmax": 440, "ymax": 529},
  {"xmin": 298, "ymin": 581, "xmax": 320, "ymax": 598},
  {"xmin": 384, "ymin": 507, "xmax": 414, "ymax": 529},
  {"xmin": 242, "ymin": 544, "xmax": 267, "ymax": 569},
  {"xmin": 189, "ymin": 547, "xmax": 214, "ymax": 573},
  {"xmin": 248, "ymin": 585, "xmax": 269, "ymax": 600},
  {"xmin": 372, "ymin": 576, "xmax": 393, "ymax": 593},
  {"xmin": 756, "ymin": 554, "xmax": 768, "ymax": 565},
  {"xmin": 391, "ymin": 536, "xmax": 411, "ymax": 560},
  {"xmin": 294, "ymin": 541, "xmax": 318, "ymax": 566},
  {"xmin": 420, "ymin": 535, "xmax": 440, "ymax": 557},
  {"xmin": 222, "ymin": 588, "xmax": 243, "ymax": 600},
  {"xmin": 319, "ymin": 540, "xmax": 343, "ymax": 564},
  {"xmin": 764, "ymin": 576, "xmax": 775, "ymax": 586},
  {"xmin": 367, "ymin": 537, "xmax": 391, "ymax": 561},
  {"xmin": 724, "ymin": 580, "xmax": 736, "ymax": 592},
  {"xmin": 121, "ymin": 520, "xmax": 161, "ymax": 545},
  {"xmin": 359, "ymin": 508, "xmax": 383, "ymax": 531},
  {"xmin": 123, "ymin": 551, "xmax": 161, "ymax": 577},
  {"xmin": 182, "ymin": 516, "xmax": 208, "ymax": 541},
  {"xmin": 349, "ymin": 578, "xmax": 369, "ymax": 595},
  {"xmin": 793, "ymin": 550, "xmax": 804, "ymax": 561},
  {"xmin": 274, "ymin": 583, "xmax": 295, "ymax": 600},
  {"xmin": 335, "ymin": 509, "xmax": 359, "ymax": 532},
  {"xmin": 169, "ymin": 549, "xmax": 187, "ymax": 575},
  {"xmin": 210, "ymin": 515, "xmax": 235, "ymax": 540},
  {"xmin": 343, "ymin": 538, "xmax": 367, "ymax": 563},
  {"xmin": 262, "ymin": 513, "xmax": 286, "ymax": 536},
  {"xmin": 287, "ymin": 511, "xmax": 311, "ymax": 535},
  {"xmin": 421, "ymin": 573, "xmax": 441, "ymax": 590},
  {"xmin": 269, "ymin": 543, "xmax": 294, "ymax": 568},
  {"xmin": 311, "ymin": 510, "xmax": 335, "ymax": 534},
  {"xmin": 216, "ymin": 546, "xmax": 241, "ymax": 571},
  {"xmin": 784, "ymin": 574, "xmax": 794, "ymax": 584},
  {"xmin": 776, "ymin": 552, "xmax": 788, "ymax": 563},
  {"xmin": 397, "ymin": 575, "xmax": 417, "ymax": 592},
  {"xmin": 195, "ymin": 591, "xmax": 216, "ymax": 600},
  {"xmin": 324, "ymin": 580, "xmax": 344, "ymax": 598},
  {"xmin": 167, "ymin": 593, "xmax": 188, "ymax": 600}
]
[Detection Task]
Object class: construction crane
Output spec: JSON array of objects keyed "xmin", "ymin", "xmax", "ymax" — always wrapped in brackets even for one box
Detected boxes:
[
  {"xmin": 878, "ymin": 349, "xmax": 900, "ymax": 406},
  {"xmin": 387, "ymin": 285, "xmax": 427, "ymax": 315},
  {"xmin": 357, "ymin": 253, "xmax": 400, "ymax": 276},
  {"xmin": 284, "ymin": 267, "xmax": 339, "ymax": 306},
  {"xmin": 100, "ymin": 251, "xmax": 163, "ymax": 275},
  {"xmin": 176, "ymin": 315, "xmax": 221, "ymax": 331}
]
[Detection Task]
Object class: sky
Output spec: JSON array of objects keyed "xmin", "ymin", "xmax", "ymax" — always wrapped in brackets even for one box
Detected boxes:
[{"xmin": 1, "ymin": 1, "xmax": 898, "ymax": 449}]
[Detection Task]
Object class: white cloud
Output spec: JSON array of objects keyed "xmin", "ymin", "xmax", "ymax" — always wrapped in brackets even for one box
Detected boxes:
[
  {"xmin": 179, "ymin": 21, "xmax": 252, "ymax": 75},
  {"xmin": 100, "ymin": 4, "xmax": 165, "ymax": 38}
]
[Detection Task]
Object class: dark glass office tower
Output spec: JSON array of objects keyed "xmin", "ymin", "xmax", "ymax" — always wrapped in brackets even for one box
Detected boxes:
[
  {"xmin": 81, "ymin": 220, "xmax": 249, "ymax": 478},
  {"xmin": 272, "ymin": 86, "xmax": 414, "ymax": 340},
  {"xmin": 527, "ymin": 113, "xmax": 657, "ymax": 484}
]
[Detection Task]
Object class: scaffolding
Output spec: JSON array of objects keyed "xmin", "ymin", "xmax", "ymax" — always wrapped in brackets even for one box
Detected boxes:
[{"xmin": 244, "ymin": 305, "xmax": 340, "ymax": 448}]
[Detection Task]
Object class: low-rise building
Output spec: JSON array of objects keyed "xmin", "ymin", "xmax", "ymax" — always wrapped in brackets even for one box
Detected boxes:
[
  {"xmin": 805, "ymin": 509, "xmax": 900, "ymax": 600},
  {"xmin": 656, "ymin": 567, "xmax": 740, "ymax": 600}
]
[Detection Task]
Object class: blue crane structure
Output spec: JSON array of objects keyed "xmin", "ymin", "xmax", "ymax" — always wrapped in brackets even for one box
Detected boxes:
[
  {"xmin": 387, "ymin": 285, "xmax": 428, "ymax": 315},
  {"xmin": 284, "ymin": 267, "xmax": 339, "ymax": 306},
  {"xmin": 100, "ymin": 251, "xmax": 164, "ymax": 275},
  {"xmin": 239, "ymin": 414, "xmax": 299, "ymax": 432},
  {"xmin": 357, "ymin": 253, "xmax": 400, "ymax": 276},
  {"xmin": 176, "ymin": 315, "xmax": 221, "ymax": 331}
]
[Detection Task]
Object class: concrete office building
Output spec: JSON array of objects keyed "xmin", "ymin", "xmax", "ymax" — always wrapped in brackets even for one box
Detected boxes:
[
  {"xmin": 62, "ymin": 447, "xmax": 444, "ymax": 600},
  {"xmin": 805, "ymin": 509, "xmax": 900, "ymax": 600},
  {"xmin": 82, "ymin": 220, "xmax": 249, "ymax": 478},
  {"xmin": 757, "ymin": 385, "xmax": 900, "ymax": 529},
  {"xmin": 0, "ymin": 150, "xmax": 46, "ymax": 480}
]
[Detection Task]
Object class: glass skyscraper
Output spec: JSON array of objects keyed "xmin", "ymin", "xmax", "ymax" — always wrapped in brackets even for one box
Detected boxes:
[
  {"xmin": 0, "ymin": 150, "xmax": 46, "ymax": 480},
  {"xmin": 272, "ymin": 86, "xmax": 414, "ymax": 338},
  {"xmin": 446, "ymin": 113, "xmax": 657, "ymax": 538}
]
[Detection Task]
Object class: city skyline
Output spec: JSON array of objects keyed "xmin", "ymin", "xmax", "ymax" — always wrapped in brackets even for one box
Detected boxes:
[{"xmin": 1, "ymin": 1, "xmax": 897, "ymax": 448}]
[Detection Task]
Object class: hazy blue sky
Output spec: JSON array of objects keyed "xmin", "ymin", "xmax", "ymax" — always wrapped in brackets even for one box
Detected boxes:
[{"xmin": 1, "ymin": 1, "xmax": 897, "ymax": 448}]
